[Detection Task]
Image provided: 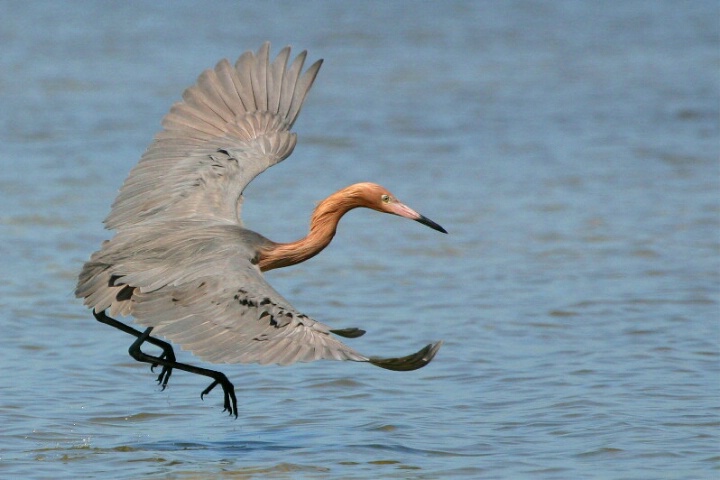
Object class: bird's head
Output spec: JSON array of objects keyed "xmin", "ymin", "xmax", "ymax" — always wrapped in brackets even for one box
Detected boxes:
[{"xmin": 350, "ymin": 182, "xmax": 447, "ymax": 234}]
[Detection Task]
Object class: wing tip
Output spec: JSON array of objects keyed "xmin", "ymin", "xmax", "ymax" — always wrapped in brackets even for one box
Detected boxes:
[
  {"xmin": 330, "ymin": 327, "xmax": 367, "ymax": 338},
  {"xmin": 368, "ymin": 340, "xmax": 443, "ymax": 372}
]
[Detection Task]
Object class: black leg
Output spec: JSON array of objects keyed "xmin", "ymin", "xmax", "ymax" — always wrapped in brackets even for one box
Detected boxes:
[
  {"xmin": 93, "ymin": 310, "xmax": 175, "ymax": 388},
  {"xmin": 129, "ymin": 327, "xmax": 238, "ymax": 418}
]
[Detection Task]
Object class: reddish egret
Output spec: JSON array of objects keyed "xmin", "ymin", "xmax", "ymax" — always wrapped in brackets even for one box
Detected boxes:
[{"xmin": 76, "ymin": 43, "xmax": 446, "ymax": 417}]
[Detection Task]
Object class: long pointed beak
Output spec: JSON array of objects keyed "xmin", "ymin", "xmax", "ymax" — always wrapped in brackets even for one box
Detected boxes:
[
  {"xmin": 390, "ymin": 201, "xmax": 448, "ymax": 234},
  {"xmin": 415, "ymin": 213, "xmax": 448, "ymax": 234}
]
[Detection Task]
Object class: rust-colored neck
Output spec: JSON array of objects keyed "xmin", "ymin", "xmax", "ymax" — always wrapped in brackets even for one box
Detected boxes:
[{"xmin": 257, "ymin": 186, "xmax": 367, "ymax": 271}]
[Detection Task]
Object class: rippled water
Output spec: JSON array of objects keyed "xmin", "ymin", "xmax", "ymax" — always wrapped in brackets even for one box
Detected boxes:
[{"xmin": 1, "ymin": 1, "xmax": 718, "ymax": 478}]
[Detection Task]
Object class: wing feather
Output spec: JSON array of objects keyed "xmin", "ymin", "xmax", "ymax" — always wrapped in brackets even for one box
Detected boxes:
[
  {"xmin": 234, "ymin": 51, "xmax": 258, "ymax": 111},
  {"xmin": 195, "ymin": 70, "xmax": 236, "ymax": 122},
  {"xmin": 268, "ymin": 46, "xmax": 290, "ymax": 114},
  {"xmin": 279, "ymin": 50, "xmax": 306, "ymax": 123},
  {"xmin": 105, "ymin": 43, "xmax": 322, "ymax": 230},
  {"xmin": 252, "ymin": 41, "xmax": 269, "ymax": 112},
  {"xmin": 212, "ymin": 60, "xmax": 244, "ymax": 111},
  {"xmin": 182, "ymin": 81, "xmax": 233, "ymax": 127},
  {"xmin": 287, "ymin": 59, "xmax": 323, "ymax": 128}
]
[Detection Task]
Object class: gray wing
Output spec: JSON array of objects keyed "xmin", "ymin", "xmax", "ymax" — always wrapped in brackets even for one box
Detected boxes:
[
  {"xmin": 105, "ymin": 42, "xmax": 322, "ymax": 230},
  {"xmin": 132, "ymin": 277, "xmax": 369, "ymax": 366},
  {"xmin": 76, "ymin": 221, "xmax": 370, "ymax": 366}
]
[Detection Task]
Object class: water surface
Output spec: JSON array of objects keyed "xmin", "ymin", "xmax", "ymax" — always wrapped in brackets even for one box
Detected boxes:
[{"xmin": 1, "ymin": 1, "xmax": 718, "ymax": 478}]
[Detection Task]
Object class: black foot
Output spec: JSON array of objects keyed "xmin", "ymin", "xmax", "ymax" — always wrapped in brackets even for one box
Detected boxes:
[
  {"xmin": 127, "ymin": 326, "xmax": 238, "ymax": 418},
  {"xmin": 94, "ymin": 310, "xmax": 177, "ymax": 389},
  {"xmin": 200, "ymin": 375, "xmax": 238, "ymax": 418},
  {"xmin": 151, "ymin": 350, "xmax": 175, "ymax": 390}
]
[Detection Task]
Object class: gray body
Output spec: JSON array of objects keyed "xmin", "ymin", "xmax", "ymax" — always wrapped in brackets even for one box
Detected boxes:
[{"xmin": 76, "ymin": 43, "xmax": 440, "ymax": 372}]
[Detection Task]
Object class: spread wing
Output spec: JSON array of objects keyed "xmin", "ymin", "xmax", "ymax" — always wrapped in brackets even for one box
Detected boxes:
[
  {"xmin": 77, "ymin": 221, "xmax": 370, "ymax": 365},
  {"xmin": 105, "ymin": 42, "xmax": 322, "ymax": 230}
]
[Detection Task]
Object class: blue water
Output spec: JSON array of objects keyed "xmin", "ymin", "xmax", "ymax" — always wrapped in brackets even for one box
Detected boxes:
[{"xmin": 1, "ymin": 1, "xmax": 718, "ymax": 478}]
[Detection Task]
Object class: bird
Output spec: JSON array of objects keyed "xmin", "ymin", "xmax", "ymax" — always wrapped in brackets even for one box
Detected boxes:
[{"xmin": 75, "ymin": 42, "xmax": 446, "ymax": 418}]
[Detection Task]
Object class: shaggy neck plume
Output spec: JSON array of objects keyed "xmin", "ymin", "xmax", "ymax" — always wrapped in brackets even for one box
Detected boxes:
[{"xmin": 257, "ymin": 185, "xmax": 366, "ymax": 271}]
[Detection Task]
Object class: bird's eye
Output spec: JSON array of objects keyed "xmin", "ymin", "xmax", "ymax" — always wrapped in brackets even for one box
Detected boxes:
[{"xmin": 381, "ymin": 194, "xmax": 391, "ymax": 203}]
